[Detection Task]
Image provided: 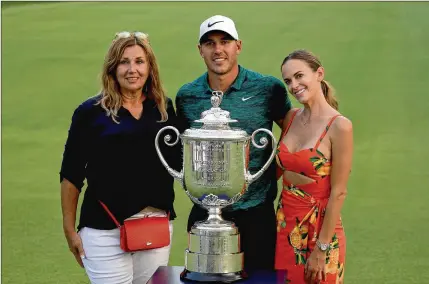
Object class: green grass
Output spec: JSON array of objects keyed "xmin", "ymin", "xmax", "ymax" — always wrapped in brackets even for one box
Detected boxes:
[{"xmin": 2, "ymin": 2, "xmax": 429, "ymax": 283}]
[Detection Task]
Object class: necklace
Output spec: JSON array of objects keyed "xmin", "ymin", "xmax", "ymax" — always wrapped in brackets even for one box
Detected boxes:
[{"xmin": 300, "ymin": 109, "xmax": 311, "ymax": 125}]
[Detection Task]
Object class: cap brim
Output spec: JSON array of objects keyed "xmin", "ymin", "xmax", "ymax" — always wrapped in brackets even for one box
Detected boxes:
[{"xmin": 199, "ymin": 30, "xmax": 237, "ymax": 43}]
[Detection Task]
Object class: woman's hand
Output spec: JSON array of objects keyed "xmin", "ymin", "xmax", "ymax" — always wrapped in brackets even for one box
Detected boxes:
[
  {"xmin": 304, "ymin": 247, "xmax": 327, "ymax": 283},
  {"xmin": 64, "ymin": 229, "xmax": 85, "ymax": 268},
  {"xmin": 61, "ymin": 179, "xmax": 85, "ymax": 267}
]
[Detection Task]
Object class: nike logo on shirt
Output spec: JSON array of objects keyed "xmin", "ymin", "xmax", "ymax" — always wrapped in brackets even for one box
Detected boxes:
[{"xmin": 241, "ymin": 96, "xmax": 255, "ymax": 102}]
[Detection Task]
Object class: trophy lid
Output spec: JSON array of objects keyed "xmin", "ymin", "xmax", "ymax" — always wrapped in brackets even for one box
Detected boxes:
[
  {"xmin": 194, "ymin": 91, "xmax": 237, "ymax": 127},
  {"xmin": 181, "ymin": 91, "xmax": 249, "ymax": 141}
]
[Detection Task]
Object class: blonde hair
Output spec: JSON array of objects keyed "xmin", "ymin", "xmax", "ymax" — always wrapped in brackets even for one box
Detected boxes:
[
  {"xmin": 281, "ymin": 49, "xmax": 338, "ymax": 110},
  {"xmin": 96, "ymin": 32, "xmax": 168, "ymax": 123}
]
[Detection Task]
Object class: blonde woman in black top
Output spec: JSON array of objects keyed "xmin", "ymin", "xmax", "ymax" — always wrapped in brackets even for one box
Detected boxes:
[{"xmin": 60, "ymin": 32, "xmax": 180, "ymax": 284}]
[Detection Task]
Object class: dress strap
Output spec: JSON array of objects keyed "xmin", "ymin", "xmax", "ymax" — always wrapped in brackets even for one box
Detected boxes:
[
  {"xmin": 276, "ymin": 109, "xmax": 300, "ymax": 173},
  {"xmin": 314, "ymin": 114, "xmax": 342, "ymax": 150},
  {"xmin": 280, "ymin": 109, "xmax": 300, "ymax": 141}
]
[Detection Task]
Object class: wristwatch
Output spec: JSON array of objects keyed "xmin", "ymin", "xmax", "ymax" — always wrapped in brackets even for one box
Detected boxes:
[{"xmin": 316, "ymin": 239, "xmax": 330, "ymax": 252}]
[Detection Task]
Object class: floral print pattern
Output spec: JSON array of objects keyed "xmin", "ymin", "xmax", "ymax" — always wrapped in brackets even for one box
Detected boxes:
[
  {"xmin": 275, "ymin": 110, "xmax": 346, "ymax": 283},
  {"xmin": 310, "ymin": 149, "xmax": 331, "ymax": 177},
  {"xmin": 275, "ymin": 185, "xmax": 346, "ymax": 283}
]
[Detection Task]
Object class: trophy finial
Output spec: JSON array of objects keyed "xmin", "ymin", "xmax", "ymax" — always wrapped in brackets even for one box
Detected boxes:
[
  {"xmin": 195, "ymin": 90, "xmax": 236, "ymax": 128},
  {"xmin": 211, "ymin": 91, "xmax": 223, "ymax": 108}
]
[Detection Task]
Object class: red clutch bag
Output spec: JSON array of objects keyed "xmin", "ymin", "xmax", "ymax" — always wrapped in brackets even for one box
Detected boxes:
[{"xmin": 99, "ymin": 201, "xmax": 170, "ymax": 252}]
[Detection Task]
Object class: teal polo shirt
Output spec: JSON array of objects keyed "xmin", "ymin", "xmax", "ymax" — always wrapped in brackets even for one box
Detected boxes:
[{"xmin": 175, "ymin": 65, "xmax": 292, "ymax": 210}]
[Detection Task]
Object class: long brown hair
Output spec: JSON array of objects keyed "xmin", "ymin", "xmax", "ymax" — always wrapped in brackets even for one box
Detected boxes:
[
  {"xmin": 96, "ymin": 32, "xmax": 168, "ymax": 123},
  {"xmin": 281, "ymin": 49, "xmax": 338, "ymax": 110}
]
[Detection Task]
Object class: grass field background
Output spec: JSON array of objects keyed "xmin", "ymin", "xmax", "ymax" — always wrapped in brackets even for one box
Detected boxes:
[{"xmin": 2, "ymin": 2, "xmax": 429, "ymax": 283}]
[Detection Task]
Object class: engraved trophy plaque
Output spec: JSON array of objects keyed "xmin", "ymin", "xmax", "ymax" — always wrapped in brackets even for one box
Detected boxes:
[{"xmin": 155, "ymin": 91, "xmax": 276, "ymax": 283}]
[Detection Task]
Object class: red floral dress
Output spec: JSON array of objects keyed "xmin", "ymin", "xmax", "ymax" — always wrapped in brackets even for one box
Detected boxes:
[{"xmin": 275, "ymin": 109, "xmax": 346, "ymax": 283}]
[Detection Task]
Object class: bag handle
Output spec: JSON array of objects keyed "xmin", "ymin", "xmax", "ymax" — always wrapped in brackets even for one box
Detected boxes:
[
  {"xmin": 99, "ymin": 201, "xmax": 121, "ymax": 228},
  {"xmin": 99, "ymin": 201, "xmax": 171, "ymax": 228}
]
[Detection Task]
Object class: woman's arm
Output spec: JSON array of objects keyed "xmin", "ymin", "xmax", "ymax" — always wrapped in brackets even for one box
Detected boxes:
[
  {"xmin": 61, "ymin": 178, "xmax": 85, "ymax": 267},
  {"xmin": 59, "ymin": 103, "xmax": 91, "ymax": 267},
  {"xmin": 317, "ymin": 116, "xmax": 353, "ymax": 244},
  {"xmin": 61, "ymin": 178, "xmax": 80, "ymax": 235},
  {"xmin": 305, "ymin": 116, "xmax": 353, "ymax": 283}
]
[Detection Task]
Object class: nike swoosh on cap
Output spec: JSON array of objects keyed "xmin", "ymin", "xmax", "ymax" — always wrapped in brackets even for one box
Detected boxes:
[{"xmin": 208, "ymin": 21, "xmax": 224, "ymax": 28}]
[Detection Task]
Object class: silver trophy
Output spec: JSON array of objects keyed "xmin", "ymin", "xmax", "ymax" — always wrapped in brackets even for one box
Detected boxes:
[{"xmin": 155, "ymin": 91, "xmax": 276, "ymax": 283}]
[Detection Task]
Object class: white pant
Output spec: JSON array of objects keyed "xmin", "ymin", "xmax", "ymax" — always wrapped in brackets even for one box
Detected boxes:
[{"xmin": 79, "ymin": 217, "xmax": 173, "ymax": 284}]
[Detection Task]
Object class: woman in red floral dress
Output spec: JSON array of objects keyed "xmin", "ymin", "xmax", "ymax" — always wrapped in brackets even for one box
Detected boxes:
[{"xmin": 275, "ymin": 50, "xmax": 353, "ymax": 284}]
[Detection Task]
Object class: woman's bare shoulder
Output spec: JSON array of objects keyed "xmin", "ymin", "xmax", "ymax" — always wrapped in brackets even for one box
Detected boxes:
[
  {"xmin": 331, "ymin": 115, "xmax": 353, "ymax": 135},
  {"xmin": 282, "ymin": 107, "xmax": 301, "ymax": 129}
]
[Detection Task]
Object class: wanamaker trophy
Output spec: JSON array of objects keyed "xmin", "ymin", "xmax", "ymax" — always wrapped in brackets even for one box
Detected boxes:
[{"xmin": 155, "ymin": 91, "xmax": 276, "ymax": 283}]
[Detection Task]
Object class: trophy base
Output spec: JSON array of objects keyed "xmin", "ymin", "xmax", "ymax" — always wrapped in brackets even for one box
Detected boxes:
[{"xmin": 180, "ymin": 268, "xmax": 248, "ymax": 283}]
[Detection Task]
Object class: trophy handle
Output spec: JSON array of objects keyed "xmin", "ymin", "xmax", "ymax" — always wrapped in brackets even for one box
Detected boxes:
[
  {"xmin": 155, "ymin": 126, "xmax": 184, "ymax": 182},
  {"xmin": 245, "ymin": 128, "xmax": 277, "ymax": 185}
]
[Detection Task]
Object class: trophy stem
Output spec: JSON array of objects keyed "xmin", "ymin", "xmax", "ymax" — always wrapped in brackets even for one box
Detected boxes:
[{"xmin": 206, "ymin": 206, "xmax": 224, "ymax": 223}]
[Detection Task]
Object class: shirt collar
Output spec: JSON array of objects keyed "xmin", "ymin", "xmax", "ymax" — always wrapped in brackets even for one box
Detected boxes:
[
  {"xmin": 118, "ymin": 94, "xmax": 155, "ymax": 115},
  {"xmin": 203, "ymin": 65, "xmax": 247, "ymax": 94}
]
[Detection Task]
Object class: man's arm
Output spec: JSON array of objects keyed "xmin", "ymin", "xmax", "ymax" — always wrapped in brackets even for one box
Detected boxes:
[
  {"xmin": 269, "ymin": 77, "xmax": 293, "ymax": 128},
  {"xmin": 275, "ymin": 118, "xmax": 285, "ymax": 129},
  {"xmin": 175, "ymin": 89, "xmax": 191, "ymax": 133}
]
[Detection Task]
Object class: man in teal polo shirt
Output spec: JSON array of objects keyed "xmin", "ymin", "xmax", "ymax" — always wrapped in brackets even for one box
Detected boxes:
[{"xmin": 175, "ymin": 15, "xmax": 292, "ymax": 271}]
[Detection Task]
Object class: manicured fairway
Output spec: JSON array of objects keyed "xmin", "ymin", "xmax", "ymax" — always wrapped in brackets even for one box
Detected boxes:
[{"xmin": 2, "ymin": 2, "xmax": 429, "ymax": 283}]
